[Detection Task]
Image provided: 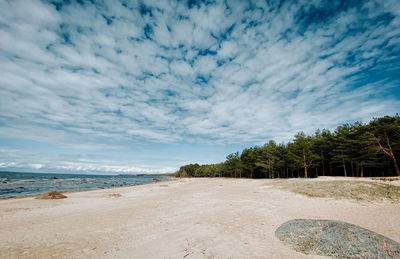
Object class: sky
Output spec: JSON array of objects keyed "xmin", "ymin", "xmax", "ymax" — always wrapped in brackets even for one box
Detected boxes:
[{"xmin": 0, "ymin": 0, "xmax": 399, "ymax": 174}]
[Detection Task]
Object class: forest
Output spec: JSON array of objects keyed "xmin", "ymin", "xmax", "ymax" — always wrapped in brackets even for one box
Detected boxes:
[{"xmin": 175, "ymin": 115, "xmax": 400, "ymax": 178}]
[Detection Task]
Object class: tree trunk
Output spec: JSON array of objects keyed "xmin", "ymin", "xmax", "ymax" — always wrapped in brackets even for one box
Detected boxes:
[
  {"xmin": 341, "ymin": 151, "xmax": 347, "ymax": 177},
  {"xmin": 376, "ymin": 130, "xmax": 400, "ymax": 176},
  {"xmin": 303, "ymin": 149, "xmax": 308, "ymax": 178},
  {"xmin": 394, "ymin": 162, "xmax": 400, "ymax": 177},
  {"xmin": 385, "ymin": 130, "xmax": 400, "ymax": 176},
  {"xmin": 360, "ymin": 161, "xmax": 364, "ymax": 177},
  {"xmin": 351, "ymin": 160, "xmax": 354, "ymax": 177},
  {"xmin": 355, "ymin": 162, "xmax": 359, "ymax": 177}
]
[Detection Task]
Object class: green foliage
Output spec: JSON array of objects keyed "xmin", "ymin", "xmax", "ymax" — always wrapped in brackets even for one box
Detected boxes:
[
  {"xmin": 240, "ymin": 147, "xmax": 257, "ymax": 178},
  {"xmin": 174, "ymin": 163, "xmax": 200, "ymax": 177},
  {"xmin": 225, "ymin": 152, "xmax": 243, "ymax": 177},
  {"xmin": 177, "ymin": 115, "xmax": 400, "ymax": 178},
  {"xmin": 287, "ymin": 132, "xmax": 319, "ymax": 178}
]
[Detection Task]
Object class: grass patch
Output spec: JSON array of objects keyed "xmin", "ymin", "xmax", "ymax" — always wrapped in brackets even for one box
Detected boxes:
[
  {"xmin": 268, "ymin": 179, "xmax": 400, "ymax": 202},
  {"xmin": 371, "ymin": 177, "xmax": 400, "ymax": 182},
  {"xmin": 104, "ymin": 193, "xmax": 122, "ymax": 198}
]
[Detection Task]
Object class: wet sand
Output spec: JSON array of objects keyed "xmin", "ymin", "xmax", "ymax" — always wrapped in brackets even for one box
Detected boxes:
[{"xmin": 0, "ymin": 177, "xmax": 399, "ymax": 258}]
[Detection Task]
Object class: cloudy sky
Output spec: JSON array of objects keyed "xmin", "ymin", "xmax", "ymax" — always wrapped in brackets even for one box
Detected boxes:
[{"xmin": 0, "ymin": 0, "xmax": 399, "ymax": 174}]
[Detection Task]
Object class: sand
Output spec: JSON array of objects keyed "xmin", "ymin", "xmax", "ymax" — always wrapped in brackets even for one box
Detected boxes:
[{"xmin": 0, "ymin": 177, "xmax": 399, "ymax": 258}]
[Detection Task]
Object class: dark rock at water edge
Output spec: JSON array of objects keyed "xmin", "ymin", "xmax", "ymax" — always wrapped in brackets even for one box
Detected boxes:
[{"xmin": 275, "ymin": 219, "xmax": 400, "ymax": 258}]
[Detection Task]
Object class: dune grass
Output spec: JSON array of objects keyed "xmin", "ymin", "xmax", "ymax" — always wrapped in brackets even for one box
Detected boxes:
[{"xmin": 268, "ymin": 179, "xmax": 400, "ymax": 202}]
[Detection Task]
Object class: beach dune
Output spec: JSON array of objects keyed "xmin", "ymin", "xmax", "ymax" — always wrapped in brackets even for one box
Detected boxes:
[{"xmin": 0, "ymin": 178, "xmax": 399, "ymax": 258}]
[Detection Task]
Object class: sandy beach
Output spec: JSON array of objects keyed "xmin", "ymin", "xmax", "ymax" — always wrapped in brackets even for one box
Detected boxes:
[{"xmin": 1, "ymin": 177, "xmax": 399, "ymax": 258}]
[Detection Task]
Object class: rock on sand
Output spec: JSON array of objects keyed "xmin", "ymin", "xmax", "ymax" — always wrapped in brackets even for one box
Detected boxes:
[{"xmin": 276, "ymin": 219, "xmax": 400, "ymax": 258}]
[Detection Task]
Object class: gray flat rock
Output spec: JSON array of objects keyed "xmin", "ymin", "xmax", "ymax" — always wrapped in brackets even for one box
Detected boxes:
[{"xmin": 276, "ymin": 219, "xmax": 400, "ymax": 258}]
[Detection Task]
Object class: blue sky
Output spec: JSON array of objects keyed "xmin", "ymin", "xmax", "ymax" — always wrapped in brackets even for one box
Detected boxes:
[{"xmin": 0, "ymin": 0, "xmax": 399, "ymax": 174}]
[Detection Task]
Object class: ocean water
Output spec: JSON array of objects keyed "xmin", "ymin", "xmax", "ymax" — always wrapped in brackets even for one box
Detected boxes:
[{"xmin": 0, "ymin": 171, "xmax": 168, "ymax": 198}]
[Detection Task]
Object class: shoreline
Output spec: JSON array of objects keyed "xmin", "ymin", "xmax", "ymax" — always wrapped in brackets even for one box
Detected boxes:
[
  {"xmin": 3, "ymin": 175, "xmax": 398, "ymax": 200},
  {"xmin": 0, "ymin": 176, "xmax": 174, "ymax": 200}
]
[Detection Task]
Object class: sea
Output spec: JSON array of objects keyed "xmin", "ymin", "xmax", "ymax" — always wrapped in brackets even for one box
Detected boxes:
[{"xmin": 0, "ymin": 171, "xmax": 169, "ymax": 198}]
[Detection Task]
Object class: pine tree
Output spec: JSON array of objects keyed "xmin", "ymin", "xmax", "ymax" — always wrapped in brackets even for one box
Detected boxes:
[
  {"xmin": 256, "ymin": 140, "xmax": 278, "ymax": 178},
  {"xmin": 225, "ymin": 152, "xmax": 243, "ymax": 178},
  {"xmin": 241, "ymin": 148, "xmax": 257, "ymax": 178},
  {"xmin": 288, "ymin": 132, "xmax": 318, "ymax": 178},
  {"xmin": 369, "ymin": 116, "xmax": 400, "ymax": 176}
]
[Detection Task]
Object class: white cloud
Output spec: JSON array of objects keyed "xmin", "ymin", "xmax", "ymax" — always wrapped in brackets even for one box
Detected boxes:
[
  {"xmin": 218, "ymin": 41, "xmax": 238, "ymax": 58},
  {"xmin": 169, "ymin": 60, "xmax": 193, "ymax": 76},
  {"xmin": 0, "ymin": 0, "xmax": 399, "ymax": 172}
]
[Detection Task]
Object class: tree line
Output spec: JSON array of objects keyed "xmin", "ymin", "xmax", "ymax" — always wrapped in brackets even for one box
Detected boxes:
[{"xmin": 175, "ymin": 115, "xmax": 400, "ymax": 178}]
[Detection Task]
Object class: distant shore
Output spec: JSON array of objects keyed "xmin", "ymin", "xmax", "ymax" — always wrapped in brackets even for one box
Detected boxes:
[{"xmin": 1, "ymin": 177, "xmax": 399, "ymax": 258}]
